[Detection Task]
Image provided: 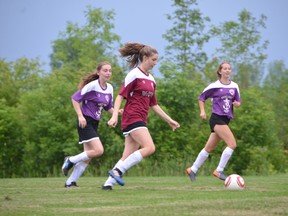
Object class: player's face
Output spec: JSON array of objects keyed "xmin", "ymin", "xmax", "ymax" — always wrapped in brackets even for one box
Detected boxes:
[
  {"xmin": 98, "ymin": 64, "xmax": 112, "ymax": 82},
  {"xmin": 143, "ymin": 53, "xmax": 158, "ymax": 71},
  {"xmin": 220, "ymin": 63, "xmax": 231, "ymax": 79}
]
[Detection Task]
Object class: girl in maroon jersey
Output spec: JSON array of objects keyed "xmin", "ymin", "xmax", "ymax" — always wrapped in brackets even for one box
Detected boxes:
[{"xmin": 102, "ymin": 43, "xmax": 180, "ymax": 189}]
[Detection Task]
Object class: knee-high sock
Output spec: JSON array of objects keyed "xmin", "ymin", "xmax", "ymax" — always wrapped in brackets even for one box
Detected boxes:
[
  {"xmin": 66, "ymin": 161, "xmax": 88, "ymax": 185},
  {"xmin": 191, "ymin": 149, "xmax": 210, "ymax": 173},
  {"xmin": 217, "ymin": 147, "xmax": 234, "ymax": 172},
  {"xmin": 117, "ymin": 150, "xmax": 143, "ymax": 173},
  {"xmin": 69, "ymin": 152, "xmax": 89, "ymax": 164},
  {"xmin": 103, "ymin": 160, "xmax": 124, "ymax": 187}
]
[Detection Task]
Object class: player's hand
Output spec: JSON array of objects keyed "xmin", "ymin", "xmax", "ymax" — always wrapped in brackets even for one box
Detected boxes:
[
  {"xmin": 108, "ymin": 116, "xmax": 118, "ymax": 127},
  {"xmin": 200, "ymin": 111, "xmax": 206, "ymax": 120},
  {"xmin": 169, "ymin": 120, "xmax": 180, "ymax": 131},
  {"xmin": 233, "ymin": 101, "xmax": 241, "ymax": 108},
  {"xmin": 78, "ymin": 116, "xmax": 87, "ymax": 128}
]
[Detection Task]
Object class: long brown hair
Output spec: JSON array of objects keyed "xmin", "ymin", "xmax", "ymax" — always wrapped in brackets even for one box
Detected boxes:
[
  {"xmin": 78, "ymin": 61, "xmax": 111, "ymax": 89},
  {"xmin": 119, "ymin": 42, "xmax": 158, "ymax": 69}
]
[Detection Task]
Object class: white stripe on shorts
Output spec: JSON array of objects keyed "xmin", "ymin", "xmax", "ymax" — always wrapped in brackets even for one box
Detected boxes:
[
  {"xmin": 123, "ymin": 126, "xmax": 147, "ymax": 137},
  {"xmin": 79, "ymin": 137, "xmax": 99, "ymax": 144}
]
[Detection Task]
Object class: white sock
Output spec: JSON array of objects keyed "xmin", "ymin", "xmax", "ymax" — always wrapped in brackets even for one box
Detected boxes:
[
  {"xmin": 103, "ymin": 160, "xmax": 124, "ymax": 187},
  {"xmin": 117, "ymin": 150, "xmax": 143, "ymax": 173},
  {"xmin": 69, "ymin": 152, "xmax": 89, "ymax": 164},
  {"xmin": 191, "ymin": 149, "xmax": 210, "ymax": 173},
  {"xmin": 66, "ymin": 161, "xmax": 88, "ymax": 185},
  {"xmin": 217, "ymin": 147, "xmax": 234, "ymax": 172}
]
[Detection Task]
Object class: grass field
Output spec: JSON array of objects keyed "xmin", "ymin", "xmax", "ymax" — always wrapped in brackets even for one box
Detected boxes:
[{"xmin": 0, "ymin": 174, "xmax": 287, "ymax": 216}]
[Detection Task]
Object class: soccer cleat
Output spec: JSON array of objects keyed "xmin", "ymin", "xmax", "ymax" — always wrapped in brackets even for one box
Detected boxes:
[
  {"xmin": 62, "ymin": 157, "xmax": 74, "ymax": 176},
  {"xmin": 213, "ymin": 170, "xmax": 227, "ymax": 181},
  {"xmin": 65, "ymin": 181, "xmax": 78, "ymax": 188},
  {"xmin": 101, "ymin": 185, "xmax": 113, "ymax": 190},
  {"xmin": 108, "ymin": 169, "xmax": 125, "ymax": 186},
  {"xmin": 186, "ymin": 168, "xmax": 196, "ymax": 182}
]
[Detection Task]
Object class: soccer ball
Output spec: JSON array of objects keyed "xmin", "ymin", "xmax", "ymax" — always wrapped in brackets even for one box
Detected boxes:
[{"xmin": 224, "ymin": 174, "xmax": 245, "ymax": 190}]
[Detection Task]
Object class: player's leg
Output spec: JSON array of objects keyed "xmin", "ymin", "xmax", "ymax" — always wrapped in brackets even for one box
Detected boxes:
[
  {"xmin": 103, "ymin": 138, "xmax": 140, "ymax": 189},
  {"xmin": 117, "ymin": 127, "xmax": 154, "ymax": 172},
  {"xmin": 62, "ymin": 118, "xmax": 101, "ymax": 176},
  {"xmin": 65, "ymin": 139, "xmax": 103, "ymax": 186},
  {"xmin": 213, "ymin": 125, "xmax": 236, "ymax": 180},
  {"xmin": 65, "ymin": 161, "xmax": 88, "ymax": 187},
  {"xmin": 108, "ymin": 128, "xmax": 154, "ymax": 186},
  {"xmin": 186, "ymin": 133, "xmax": 221, "ymax": 182}
]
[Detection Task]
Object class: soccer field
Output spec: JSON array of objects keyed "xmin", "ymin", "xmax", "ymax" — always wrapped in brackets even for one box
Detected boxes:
[{"xmin": 0, "ymin": 174, "xmax": 287, "ymax": 216}]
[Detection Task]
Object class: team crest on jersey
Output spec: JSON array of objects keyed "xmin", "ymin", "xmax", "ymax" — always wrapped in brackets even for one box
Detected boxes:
[
  {"xmin": 151, "ymin": 82, "xmax": 154, "ymax": 89},
  {"xmin": 105, "ymin": 95, "xmax": 109, "ymax": 102},
  {"xmin": 229, "ymin": 89, "xmax": 235, "ymax": 95}
]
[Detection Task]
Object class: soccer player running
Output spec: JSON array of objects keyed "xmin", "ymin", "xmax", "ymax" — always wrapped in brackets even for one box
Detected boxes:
[
  {"xmin": 62, "ymin": 61, "xmax": 116, "ymax": 187},
  {"xmin": 186, "ymin": 61, "xmax": 241, "ymax": 182},
  {"xmin": 102, "ymin": 42, "xmax": 180, "ymax": 190}
]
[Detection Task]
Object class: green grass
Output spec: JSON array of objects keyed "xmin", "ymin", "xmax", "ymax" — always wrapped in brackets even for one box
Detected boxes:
[{"xmin": 0, "ymin": 174, "xmax": 287, "ymax": 216}]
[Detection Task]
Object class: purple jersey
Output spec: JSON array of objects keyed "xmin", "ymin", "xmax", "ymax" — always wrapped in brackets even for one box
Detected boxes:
[
  {"xmin": 72, "ymin": 79, "xmax": 113, "ymax": 121},
  {"xmin": 198, "ymin": 80, "xmax": 241, "ymax": 119}
]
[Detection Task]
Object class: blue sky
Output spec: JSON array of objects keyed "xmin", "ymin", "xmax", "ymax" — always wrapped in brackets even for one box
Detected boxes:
[{"xmin": 0, "ymin": 0, "xmax": 287, "ymax": 76}]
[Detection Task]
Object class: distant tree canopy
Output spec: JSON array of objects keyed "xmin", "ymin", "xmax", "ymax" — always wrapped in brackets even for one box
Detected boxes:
[{"xmin": 0, "ymin": 2, "xmax": 286, "ymax": 178}]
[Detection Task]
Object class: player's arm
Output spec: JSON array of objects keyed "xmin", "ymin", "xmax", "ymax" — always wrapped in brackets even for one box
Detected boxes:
[
  {"xmin": 107, "ymin": 95, "xmax": 124, "ymax": 127},
  {"xmin": 151, "ymin": 105, "xmax": 180, "ymax": 131},
  {"xmin": 199, "ymin": 100, "xmax": 206, "ymax": 120},
  {"xmin": 71, "ymin": 98, "xmax": 86, "ymax": 128}
]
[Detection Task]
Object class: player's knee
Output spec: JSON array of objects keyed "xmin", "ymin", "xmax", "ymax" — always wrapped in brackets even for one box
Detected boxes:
[
  {"xmin": 148, "ymin": 145, "xmax": 156, "ymax": 155},
  {"xmin": 142, "ymin": 145, "xmax": 156, "ymax": 157},
  {"xmin": 228, "ymin": 142, "xmax": 237, "ymax": 150},
  {"xmin": 97, "ymin": 148, "xmax": 104, "ymax": 156},
  {"xmin": 90, "ymin": 148, "xmax": 104, "ymax": 157}
]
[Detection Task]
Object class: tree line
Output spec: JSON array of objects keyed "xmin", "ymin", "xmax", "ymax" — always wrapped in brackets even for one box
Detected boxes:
[{"xmin": 0, "ymin": 1, "xmax": 287, "ymax": 178}]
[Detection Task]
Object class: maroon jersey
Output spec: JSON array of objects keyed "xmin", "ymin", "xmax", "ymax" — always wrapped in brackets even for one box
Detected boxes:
[{"xmin": 119, "ymin": 67, "xmax": 158, "ymax": 130}]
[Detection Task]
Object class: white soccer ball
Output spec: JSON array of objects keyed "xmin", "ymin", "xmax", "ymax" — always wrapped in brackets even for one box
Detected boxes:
[{"xmin": 224, "ymin": 174, "xmax": 245, "ymax": 190}]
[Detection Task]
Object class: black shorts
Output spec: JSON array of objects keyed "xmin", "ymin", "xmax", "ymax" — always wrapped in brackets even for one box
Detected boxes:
[
  {"xmin": 123, "ymin": 121, "xmax": 147, "ymax": 137},
  {"xmin": 209, "ymin": 113, "xmax": 230, "ymax": 132},
  {"xmin": 77, "ymin": 115, "xmax": 99, "ymax": 144}
]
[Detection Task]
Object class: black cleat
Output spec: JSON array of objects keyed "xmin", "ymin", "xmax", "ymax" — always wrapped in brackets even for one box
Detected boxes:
[
  {"xmin": 101, "ymin": 185, "xmax": 113, "ymax": 190},
  {"xmin": 65, "ymin": 181, "xmax": 78, "ymax": 188}
]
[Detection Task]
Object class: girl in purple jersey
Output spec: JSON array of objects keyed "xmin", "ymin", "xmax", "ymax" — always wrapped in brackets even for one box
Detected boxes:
[
  {"xmin": 102, "ymin": 43, "xmax": 180, "ymax": 189},
  {"xmin": 186, "ymin": 61, "xmax": 241, "ymax": 182},
  {"xmin": 61, "ymin": 62, "xmax": 115, "ymax": 187}
]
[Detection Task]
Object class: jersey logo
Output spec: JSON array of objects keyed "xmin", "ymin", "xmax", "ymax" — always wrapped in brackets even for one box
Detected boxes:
[
  {"xmin": 223, "ymin": 98, "xmax": 230, "ymax": 113},
  {"xmin": 105, "ymin": 95, "xmax": 109, "ymax": 102}
]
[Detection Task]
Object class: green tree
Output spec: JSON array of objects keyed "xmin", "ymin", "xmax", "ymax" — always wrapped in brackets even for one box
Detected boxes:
[
  {"xmin": 0, "ymin": 59, "xmax": 43, "ymax": 177},
  {"xmin": 211, "ymin": 9, "xmax": 269, "ymax": 88},
  {"xmin": 0, "ymin": 100, "xmax": 25, "ymax": 177},
  {"xmin": 263, "ymin": 60, "xmax": 288, "ymax": 151},
  {"xmin": 49, "ymin": 6, "xmax": 122, "ymax": 86},
  {"xmin": 0, "ymin": 58, "xmax": 43, "ymax": 106},
  {"xmin": 163, "ymin": 0, "xmax": 210, "ymax": 74},
  {"xmin": 230, "ymin": 88, "xmax": 286, "ymax": 175}
]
